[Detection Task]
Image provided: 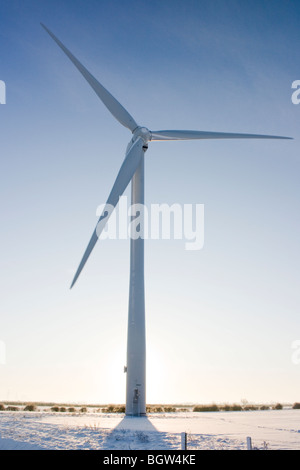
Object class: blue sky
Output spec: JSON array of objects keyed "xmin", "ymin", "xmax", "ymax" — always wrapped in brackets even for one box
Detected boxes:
[{"xmin": 0, "ymin": 0, "xmax": 299, "ymax": 405}]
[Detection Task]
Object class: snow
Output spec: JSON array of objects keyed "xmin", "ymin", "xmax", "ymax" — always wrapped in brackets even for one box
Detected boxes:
[{"xmin": 0, "ymin": 410, "xmax": 299, "ymax": 450}]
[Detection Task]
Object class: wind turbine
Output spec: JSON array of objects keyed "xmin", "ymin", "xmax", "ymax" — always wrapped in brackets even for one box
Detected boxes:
[{"xmin": 42, "ymin": 24, "xmax": 292, "ymax": 416}]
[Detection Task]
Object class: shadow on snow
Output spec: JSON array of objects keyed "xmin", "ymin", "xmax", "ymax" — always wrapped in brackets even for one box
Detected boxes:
[{"xmin": 101, "ymin": 415, "xmax": 177, "ymax": 450}]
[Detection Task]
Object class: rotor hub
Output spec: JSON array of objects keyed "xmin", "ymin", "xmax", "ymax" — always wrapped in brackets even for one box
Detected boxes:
[{"xmin": 133, "ymin": 126, "xmax": 152, "ymax": 143}]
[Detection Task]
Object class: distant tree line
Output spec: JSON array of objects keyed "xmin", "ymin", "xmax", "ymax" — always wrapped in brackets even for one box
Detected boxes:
[{"xmin": 1, "ymin": 402, "xmax": 300, "ymax": 413}]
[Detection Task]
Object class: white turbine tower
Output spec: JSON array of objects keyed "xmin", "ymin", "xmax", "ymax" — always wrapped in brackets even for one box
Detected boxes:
[{"xmin": 42, "ymin": 24, "xmax": 292, "ymax": 416}]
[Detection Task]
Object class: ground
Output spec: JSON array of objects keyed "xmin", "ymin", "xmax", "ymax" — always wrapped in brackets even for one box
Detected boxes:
[{"xmin": 0, "ymin": 409, "xmax": 299, "ymax": 450}]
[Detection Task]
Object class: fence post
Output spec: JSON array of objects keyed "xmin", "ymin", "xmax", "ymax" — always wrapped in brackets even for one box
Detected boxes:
[
  {"xmin": 247, "ymin": 436, "xmax": 252, "ymax": 450},
  {"xmin": 181, "ymin": 432, "xmax": 187, "ymax": 450}
]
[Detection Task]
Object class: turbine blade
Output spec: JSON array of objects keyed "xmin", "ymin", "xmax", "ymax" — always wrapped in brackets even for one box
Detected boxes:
[
  {"xmin": 70, "ymin": 137, "xmax": 144, "ymax": 288},
  {"xmin": 41, "ymin": 23, "xmax": 138, "ymax": 132},
  {"xmin": 151, "ymin": 130, "xmax": 293, "ymax": 141}
]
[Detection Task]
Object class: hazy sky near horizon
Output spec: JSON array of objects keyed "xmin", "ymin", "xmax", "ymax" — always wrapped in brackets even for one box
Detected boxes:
[{"xmin": 0, "ymin": 0, "xmax": 300, "ymax": 405}]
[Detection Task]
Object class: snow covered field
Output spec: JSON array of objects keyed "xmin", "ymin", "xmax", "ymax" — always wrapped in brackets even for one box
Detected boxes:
[{"xmin": 0, "ymin": 409, "xmax": 299, "ymax": 450}]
